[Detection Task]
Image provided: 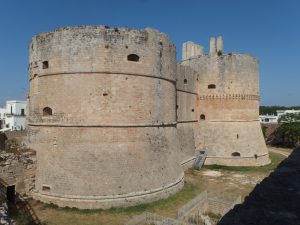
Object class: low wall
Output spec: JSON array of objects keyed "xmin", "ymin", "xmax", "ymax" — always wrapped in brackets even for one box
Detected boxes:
[
  {"xmin": 125, "ymin": 190, "xmax": 241, "ymax": 225},
  {"xmin": 0, "ymin": 150, "xmax": 36, "ymax": 195}
]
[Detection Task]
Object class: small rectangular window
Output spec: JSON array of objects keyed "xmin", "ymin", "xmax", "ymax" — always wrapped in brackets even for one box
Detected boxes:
[
  {"xmin": 42, "ymin": 185, "xmax": 51, "ymax": 191},
  {"xmin": 208, "ymin": 84, "xmax": 216, "ymax": 89},
  {"xmin": 42, "ymin": 61, "xmax": 49, "ymax": 69}
]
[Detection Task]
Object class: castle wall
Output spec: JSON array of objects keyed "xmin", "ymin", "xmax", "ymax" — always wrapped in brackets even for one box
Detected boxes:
[
  {"xmin": 182, "ymin": 54, "xmax": 270, "ymax": 166},
  {"xmin": 28, "ymin": 26, "xmax": 183, "ymax": 209},
  {"xmin": 176, "ymin": 65, "xmax": 199, "ymax": 168}
]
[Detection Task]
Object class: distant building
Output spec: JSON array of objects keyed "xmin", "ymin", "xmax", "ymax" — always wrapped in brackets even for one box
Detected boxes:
[
  {"xmin": 0, "ymin": 108, "xmax": 6, "ymax": 129},
  {"xmin": 276, "ymin": 109, "xmax": 300, "ymax": 118},
  {"xmin": 259, "ymin": 114, "xmax": 278, "ymax": 124},
  {"xmin": 0, "ymin": 100, "xmax": 26, "ymax": 131},
  {"xmin": 259, "ymin": 109, "xmax": 300, "ymax": 124}
]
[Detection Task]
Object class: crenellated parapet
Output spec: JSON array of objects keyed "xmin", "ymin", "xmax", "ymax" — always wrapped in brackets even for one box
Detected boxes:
[{"xmin": 198, "ymin": 94, "xmax": 260, "ymax": 101}]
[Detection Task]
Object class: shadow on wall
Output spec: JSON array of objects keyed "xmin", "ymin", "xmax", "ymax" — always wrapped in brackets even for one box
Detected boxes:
[
  {"xmin": 218, "ymin": 147, "xmax": 300, "ymax": 225},
  {"xmin": 0, "ymin": 133, "xmax": 8, "ymax": 150}
]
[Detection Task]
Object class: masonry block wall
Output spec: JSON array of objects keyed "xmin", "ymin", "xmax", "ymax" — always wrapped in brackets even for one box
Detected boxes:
[
  {"xmin": 176, "ymin": 64, "xmax": 199, "ymax": 168},
  {"xmin": 28, "ymin": 26, "xmax": 184, "ymax": 209},
  {"xmin": 182, "ymin": 50, "xmax": 270, "ymax": 166},
  {"xmin": 27, "ymin": 26, "xmax": 269, "ymax": 209}
]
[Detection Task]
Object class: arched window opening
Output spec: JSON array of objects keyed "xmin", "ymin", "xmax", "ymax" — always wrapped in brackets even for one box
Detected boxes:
[
  {"xmin": 184, "ymin": 79, "xmax": 187, "ymax": 84},
  {"xmin": 200, "ymin": 114, "xmax": 205, "ymax": 120},
  {"xmin": 232, "ymin": 152, "xmax": 241, "ymax": 157},
  {"xmin": 208, "ymin": 84, "xmax": 216, "ymax": 89},
  {"xmin": 42, "ymin": 61, "xmax": 49, "ymax": 69},
  {"xmin": 43, "ymin": 107, "xmax": 52, "ymax": 116},
  {"xmin": 127, "ymin": 54, "xmax": 140, "ymax": 62}
]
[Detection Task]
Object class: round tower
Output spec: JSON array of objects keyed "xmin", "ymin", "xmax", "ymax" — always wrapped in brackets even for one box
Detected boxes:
[
  {"xmin": 182, "ymin": 48, "xmax": 270, "ymax": 166},
  {"xmin": 27, "ymin": 26, "xmax": 183, "ymax": 209}
]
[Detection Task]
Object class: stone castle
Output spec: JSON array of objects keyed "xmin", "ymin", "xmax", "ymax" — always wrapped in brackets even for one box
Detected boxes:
[{"xmin": 27, "ymin": 26, "xmax": 270, "ymax": 209}]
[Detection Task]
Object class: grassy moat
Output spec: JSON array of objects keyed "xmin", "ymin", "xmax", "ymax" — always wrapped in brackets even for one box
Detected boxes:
[{"xmin": 22, "ymin": 150, "xmax": 286, "ymax": 225}]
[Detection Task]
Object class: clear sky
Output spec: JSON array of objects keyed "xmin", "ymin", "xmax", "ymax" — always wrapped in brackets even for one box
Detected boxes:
[{"xmin": 0, "ymin": 0, "xmax": 299, "ymax": 106}]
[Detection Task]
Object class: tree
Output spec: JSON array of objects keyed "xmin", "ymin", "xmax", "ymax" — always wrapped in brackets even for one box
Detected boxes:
[{"xmin": 277, "ymin": 113, "xmax": 300, "ymax": 147}]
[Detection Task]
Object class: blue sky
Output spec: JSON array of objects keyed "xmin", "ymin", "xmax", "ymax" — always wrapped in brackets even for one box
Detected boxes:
[{"xmin": 0, "ymin": 0, "xmax": 299, "ymax": 106}]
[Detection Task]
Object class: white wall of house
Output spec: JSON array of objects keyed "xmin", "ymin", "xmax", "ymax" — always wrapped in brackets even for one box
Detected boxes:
[
  {"xmin": 5, "ymin": 115, "xmax": 26, "ymax": 130},
  {"xmin": 0, "ymin": 100, "xmax": 27, "ymax": 131},
  {"xmin": 277, "ymin": 109, "xmax": 300, "ymax": 118},
  {"xmin": 6, "ymin": 101, "xmax": 26, "ymax": 116},
  {"xmin": 0, "ymin": 108, "xmax": 6, "ymax": 129},
  {"xmin": 259, "ymin": 115, "xmax": 278, "ymax": 124}
]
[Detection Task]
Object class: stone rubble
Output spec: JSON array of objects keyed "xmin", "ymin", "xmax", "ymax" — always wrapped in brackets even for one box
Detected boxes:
[{"xmin": 0, "ymin": 204, "xmax": 15, "ymax": 225}]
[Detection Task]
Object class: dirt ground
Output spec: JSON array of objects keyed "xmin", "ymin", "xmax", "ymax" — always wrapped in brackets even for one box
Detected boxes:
[{"xmin": 28, "ymin": 148, "xmax": 288, "ymax": 225}]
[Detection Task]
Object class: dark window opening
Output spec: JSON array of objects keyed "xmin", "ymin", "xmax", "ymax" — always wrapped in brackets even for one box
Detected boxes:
[
  {"xmin": 125, "ymin": 45, "xmax": 128, "ymax": 49},
  {"xmin": 200, "ymin": 114, "xmax": 205, "ymax": 120},
  {"xmin": 42, "ymin": 185, "xmax": 51, "ymax": 191},
  {"xmin": 42, "ymin": 61, "xmax": 49, "ymax": 69},
  {"xmin": 105, "ymin": 44, "xmax": 109, "ymax": 49},
  {"xmin": 254, "ymin": 154, "xmax": 258, "ymax": 159},
  {"xmin": 237, "ymin": 134, "xmax": 239, "ymax": 139},
  {"xmin": 184, "ymin": 79, "xmax": 187, "ymax": 84},
  {"xmin": 10, "ymin": 106, "xmax": 12, "ymax": 114},
  {"xmin": 43, "ymin": 107, "xmax": 52, "ymax": 116},
  {"xmin": 208, "ymin": 84, "xmax": 216, "ymax": 89},
  {"xmin": 6, "ymin": 185, "xmax": 15, "ymax": 204},
  {"xmin": 21, "ymin": 109, "xmax": 25, "ymax": 116},
  {"xmin": 192, "ymin": 109, "xmax": 194, "ymax": 112},
  {"xmin": 232, "ymin": 152, "xmax": 241, "ymax": 157},
  {"xmin": 103, "ymin": 93, "xmax": 108, "ymax": 96},
  {"xmin": 176, "ymin": 105, "xmax": 178, "ymax": 109},
  {"xmin": 127, "ymin": 54, "xmax": 140, "ymax": 62}
]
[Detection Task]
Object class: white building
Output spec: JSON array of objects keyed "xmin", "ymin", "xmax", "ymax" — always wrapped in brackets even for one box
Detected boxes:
[
  {"xmin": 259, "ymin": 114, "xmax": 278, "ymax": 124},
  {"xmin": 259, "ymin": 109, "xmax": 300, "ymax": 124},
  {"xmin": 276, "ymin": 109, "xmax": 300, "ymax": 118},
  {"xmin": 0, "ymin": 107, "xmax": 6, "ymax": 129},
  {"xmin": 0, "ymin": 100, "xmax": 27, "ymax": 131}
]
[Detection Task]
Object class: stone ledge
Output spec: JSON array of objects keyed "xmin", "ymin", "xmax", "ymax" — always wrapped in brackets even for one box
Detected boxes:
[{"xmin": 33, "ymin": 174, "xmax": 185, "ymax": 209}]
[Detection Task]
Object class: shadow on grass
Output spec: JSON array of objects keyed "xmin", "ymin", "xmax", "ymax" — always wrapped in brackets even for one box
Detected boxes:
[{"xmin": 218, "ymin": 147, "xmax": 300, "ymax": 225}]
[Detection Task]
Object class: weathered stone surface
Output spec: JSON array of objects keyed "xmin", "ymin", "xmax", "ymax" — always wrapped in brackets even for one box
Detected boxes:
[
  {"xmin": 28, "ymin": 26, "xmax": 183, "ymax": 209},
  {"xmin": 26, "ymin": 25, "xmax": 269, "ymax": 209},
  {"xmin": 182, "ymin": 53, "xmax": 270, "ymax": 166},
  {"xmin": 0, "ymin": 149, "xmax": 36, "ymax": 195}
]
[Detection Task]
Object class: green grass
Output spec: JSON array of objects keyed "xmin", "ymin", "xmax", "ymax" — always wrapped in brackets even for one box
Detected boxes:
[
  {"xmin": 204, "ymin": 152, "xmax": 286, "ymax": 173},
  {"xmin": 41, "ymin": 182, "xmax": 200, "ymax": 216}
]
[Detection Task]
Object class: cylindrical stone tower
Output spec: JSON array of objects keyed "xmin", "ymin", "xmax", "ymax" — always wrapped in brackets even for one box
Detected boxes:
[
  {"xmin": 27, "ymin": 26, "xmax": 184, "ymax": 209},
  {"xmin": 182, "ymin": 53, "xmax": 270, "ymax": 166}
]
